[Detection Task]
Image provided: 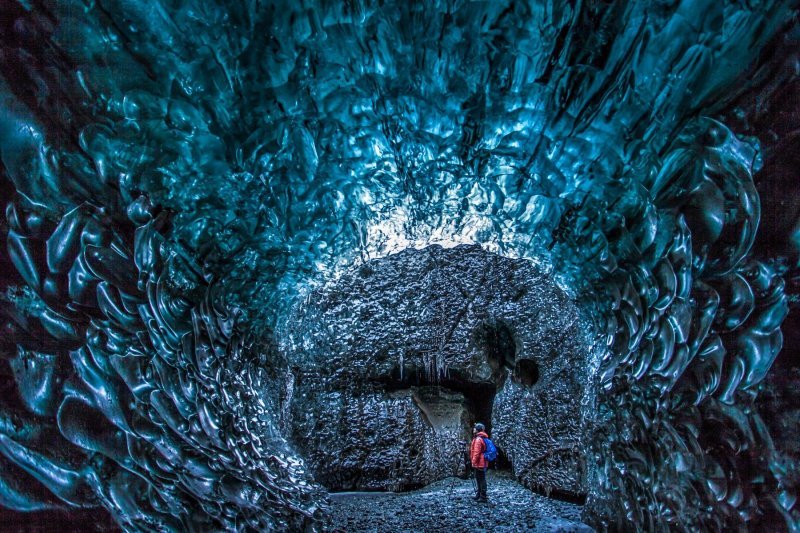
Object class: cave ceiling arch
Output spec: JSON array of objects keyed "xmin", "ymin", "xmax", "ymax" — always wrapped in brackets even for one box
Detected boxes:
[{"xmin": 0, "ymin": 0, "xmax": 798, "ymax": 530}]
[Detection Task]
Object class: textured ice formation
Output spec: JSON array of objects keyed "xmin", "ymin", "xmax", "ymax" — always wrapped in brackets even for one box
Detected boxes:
[
  {"xmin": 283, "ymin": 245, "xmax": 594, "ymax": 497},
  {"xmin": 0, "ymin": 0, "xmax": 798, "ymax": 530}
]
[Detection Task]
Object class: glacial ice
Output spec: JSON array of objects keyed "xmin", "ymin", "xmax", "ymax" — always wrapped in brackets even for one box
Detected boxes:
[{"xmin": 0, "ymin": 0, "xmax": 797, "ymax": 530}]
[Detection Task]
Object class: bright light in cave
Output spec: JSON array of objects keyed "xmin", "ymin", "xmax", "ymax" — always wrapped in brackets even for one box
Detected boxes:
[{"xmin": 363, "ymin": 210, "xmax": 499, "ymax": 260}]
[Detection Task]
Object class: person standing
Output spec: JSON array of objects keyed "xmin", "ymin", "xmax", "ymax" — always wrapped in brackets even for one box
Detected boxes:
[{"xmin": 470, "ymin": 423, "xmax": 489, "ymax": 502}]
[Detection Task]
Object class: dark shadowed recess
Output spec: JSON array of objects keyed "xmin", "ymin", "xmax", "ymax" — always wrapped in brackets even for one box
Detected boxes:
[
  {"xmin": 721, "ymin": 21, "xmax": 800, "ymax": 526},
  {"xmin": 379, "ymin": 319, "xmax": 534, "ymax": 472},
  {"xmin": 0, "ymin": 508, "xmax": 120, "ymax": 533}
]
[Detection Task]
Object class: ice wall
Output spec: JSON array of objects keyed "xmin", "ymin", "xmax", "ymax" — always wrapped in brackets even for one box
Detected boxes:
[{"xmin": 0, "ymin": 0, "xmax": 797, "ymax": 530}]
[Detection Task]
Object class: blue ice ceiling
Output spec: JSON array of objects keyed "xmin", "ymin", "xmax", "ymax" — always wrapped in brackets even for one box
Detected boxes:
[{"xmin": 0, "ymin": 0, "xmax": 798, "ymax": 530}]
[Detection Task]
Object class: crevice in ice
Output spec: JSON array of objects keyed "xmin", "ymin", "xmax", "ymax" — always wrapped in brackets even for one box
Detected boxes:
[
  {"xmin": 473, "ymin": 320, "xmax": 518, "ymax": 390},
  {"xmin": 513, "ymin": 358, "xmax": 539, "ymax": 387}
]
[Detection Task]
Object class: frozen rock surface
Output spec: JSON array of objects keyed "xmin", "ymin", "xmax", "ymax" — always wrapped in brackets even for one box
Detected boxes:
[
  {"xmin": 328, "ymin": 471, "xmax": 592, "ymax": 533},
  {"xmin": 283, "ymin": 244, "xmax": 595, "ymax": 497}
]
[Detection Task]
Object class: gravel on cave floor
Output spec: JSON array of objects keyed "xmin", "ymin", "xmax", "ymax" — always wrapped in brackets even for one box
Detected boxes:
[{"xmin": 327, "ymin": 471, "xmax": 594, "ymax": 532}]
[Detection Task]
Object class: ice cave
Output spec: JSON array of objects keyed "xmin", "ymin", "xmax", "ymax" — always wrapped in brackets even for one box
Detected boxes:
[{"xmin": 0, "ymin": 0, "xmax": 798, "ymax": 531}]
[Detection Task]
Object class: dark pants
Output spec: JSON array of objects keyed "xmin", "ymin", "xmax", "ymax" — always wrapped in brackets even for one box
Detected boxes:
[{"xmin": 475, "ymin": 467, "xmax": 487, "ymax": 500}]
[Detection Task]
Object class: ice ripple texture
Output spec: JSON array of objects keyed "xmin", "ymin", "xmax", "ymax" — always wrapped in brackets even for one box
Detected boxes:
[{"xmin": 0, "ymin": 0, "xmax": 797, "ymax": 530}]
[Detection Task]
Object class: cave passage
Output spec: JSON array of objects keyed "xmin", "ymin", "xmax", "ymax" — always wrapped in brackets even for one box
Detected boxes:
[
  {"xmin": 379, "ymin": 372, "xmax": 513, "ymax": 475},
  {"xmin": 380, "ymin": 367, "xmax": 499, "ymax": 433},
  {"xmin": 376, "ymin": 320, "xmax": 527, "ymax": 474},
  {"xmin": 0, "ymin": 1, "xmax": 797, "ymax": 530}
]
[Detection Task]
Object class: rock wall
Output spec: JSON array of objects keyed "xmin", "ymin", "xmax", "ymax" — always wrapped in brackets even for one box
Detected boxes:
[{"xmin": 281, "ymin": 245, "xmax": 597, "ymax": 495}]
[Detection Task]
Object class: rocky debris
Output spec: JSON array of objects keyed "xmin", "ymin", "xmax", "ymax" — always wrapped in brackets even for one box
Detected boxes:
[
  {"xmin": 281, "ymin": 244, "xmax": 596, "ymax": 497},
  {"xmin": 327, "ymin": 471, "xmax": 593, "ymax": 532}
]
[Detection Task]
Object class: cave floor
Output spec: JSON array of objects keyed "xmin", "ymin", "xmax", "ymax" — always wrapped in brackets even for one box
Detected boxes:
[{"xmin": 327, "ymin": 471, "xmax": 593, "ymax": 532}]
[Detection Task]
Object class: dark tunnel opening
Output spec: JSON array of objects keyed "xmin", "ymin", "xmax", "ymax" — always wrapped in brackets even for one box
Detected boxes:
[
  {"xmin": 375, "ymin": 321, "xmax": 526, "ymax": 480},
  {"xmin": 379, "ymin": 367, "xmax": 499, "ymax": 433},
  {"xmin": 513, "ymin": 358, "xmax": 539, "ymax": 387},
  {"xmin": 379, "ymin": 370, "xmax": 514, "ymax": 478}
]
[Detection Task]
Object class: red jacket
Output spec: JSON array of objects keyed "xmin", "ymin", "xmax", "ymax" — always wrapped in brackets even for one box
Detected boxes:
[{"xmin": 470, "ymin": 432, "xmax": 489, "ymax": 469}]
